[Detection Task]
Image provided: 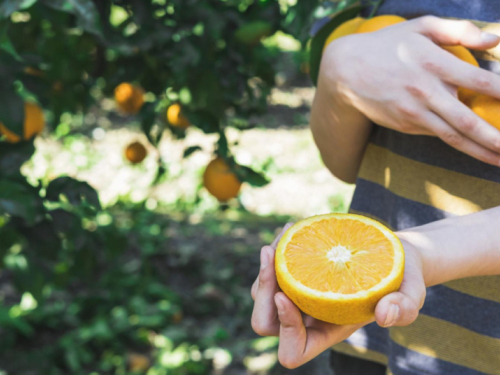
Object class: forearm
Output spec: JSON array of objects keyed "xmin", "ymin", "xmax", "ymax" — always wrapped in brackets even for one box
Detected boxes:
[
  {"xmin": 310, "ymin": 75, "xmax": 372, "ymax": 184},
  {"xmin": 398, "ymin": 206, "xmax": 500, "ymax": 287}
]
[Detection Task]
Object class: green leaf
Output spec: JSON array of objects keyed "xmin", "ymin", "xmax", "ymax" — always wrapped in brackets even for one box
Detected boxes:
[
  {"xmin": 234, "ymin": 165, "xmax": 269, "ymax": 187},
  {"xmin": 0, "ymin": 0, "xmax": 37, "ymax": 18},
  {"xmin": 185, "ymin": 110, "xmax": 219, "ymax": 134},
  {"xmin": 0, "ymin": 179, "xmax": 44, "ymax": 224},
  {"xmin": 183, "ymin": 146, "xmax": 202, "ymax": 158},
  {"xmin": 139, "ymin": 102, "xmax": 158, "ymax": 145},
  {"xmin": 309, "ymin": 6, "xmax": 362, "ymax": 86},
  {"xmin": 40, "ymin": 0, "xmax": 103, "ymax": 37},
  {"xmin": 0, "ymin": 306, "xmax": 33, "ymax": 336},
  {"xmin": 0, "ymin": 89, "xmax": 24, "ymax": 138},
  {"xmin": 0, "ymin": 20, "xmax": 21, "ymax": 60},
  {"xmin": 0, "ymin": 141, "xmax": 35, "ymax": 177},
  {"xmin": 216, "ymin": 131, "xmax": 229, "ymax": 159},
  {"xmin": 235, "ymin": 21, "xmax": 273, "ymax": 45},
  {"xmin": 46, "ymin": 177, "xmax": 101, "ymax": 210},
  {"xmin": 14, "ymin": 218, "xmax": 61, "ymax": 261}
]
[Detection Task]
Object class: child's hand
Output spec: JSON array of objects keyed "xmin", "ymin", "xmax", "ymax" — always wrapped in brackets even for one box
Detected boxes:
[
  {"xmin": 250, "ymin": 225, "xmax": 426, "ymax": 369},
  {"xmin": 320, "ymin": 16, "xmax": 500, "ymax": 165}
]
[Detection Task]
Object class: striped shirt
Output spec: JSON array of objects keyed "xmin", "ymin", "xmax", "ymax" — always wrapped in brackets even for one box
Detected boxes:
[{"xmin": 327, "ymin": 1, "xmax": 500, "ymax": 374}]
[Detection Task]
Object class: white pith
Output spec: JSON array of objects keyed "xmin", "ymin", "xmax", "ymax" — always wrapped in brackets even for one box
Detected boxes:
[{"xmin": 327, "ymin": 245, "xmax": 351, "ymax": 264}]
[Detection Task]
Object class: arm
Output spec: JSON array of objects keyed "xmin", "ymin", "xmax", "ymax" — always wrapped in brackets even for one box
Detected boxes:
[
  {"xmin": 399, "ymin": 206, "xmax": 500, "ymax": 287},
  {"xmin": 310, "ymin": 71, "xmax": 372, "ymax": 184},
  {"xmin": 310, "ymin": 15, "xmax": 500, "ymax": 178},
  {"xmin": 251, "ymin": 207, "xmax": 500, "ymax": 369}
]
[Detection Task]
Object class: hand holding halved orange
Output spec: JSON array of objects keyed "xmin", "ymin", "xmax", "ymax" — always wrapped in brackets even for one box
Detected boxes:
[{"xmin": 250, "ymin": 214, "xmax": 426, "ymax": 369}]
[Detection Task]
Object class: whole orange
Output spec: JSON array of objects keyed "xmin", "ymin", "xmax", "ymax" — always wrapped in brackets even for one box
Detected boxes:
[
  {"xmin": 125, "ymin": 141, "xmax": 147, "ymax": 164},
  {"xmin": 166, "ymin": 103, "xmax": 190, "ymax": 128},
  {"xmin": 471, "ymin": 95, "xmax": 500, "ymax": 131},
  {"xmin": 203, "ymin": 157, "xmax": 242, "ymax": 202},
  {"xmin": 114, "ymin": 83, "xmax": 145, "ymax": 115},
  {"xmin": 0, "ymin": 102, "xmax": 45, "ymax": 143},
  {"xmin": 355, "ymin": 15, "xmax": 406, "ymax": 34},
  {"xmin": 323, "ymin": 17, "xmax": 365, "ymax": 52}
]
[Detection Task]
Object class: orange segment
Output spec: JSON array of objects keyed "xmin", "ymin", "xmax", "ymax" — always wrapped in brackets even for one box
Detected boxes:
[{"xmin": 275, "ymin": 213, "xmax": 405, "ymax": 325}]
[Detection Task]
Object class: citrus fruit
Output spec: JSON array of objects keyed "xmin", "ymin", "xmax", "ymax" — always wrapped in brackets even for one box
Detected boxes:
[
  {"xmin": 23, "ymin": 66, "xmax": 44, "ymax": 77},
  {"xmin": 323, "ymin": 17, "xmax": 365, "ymax": 52},
  {"xmin": 125, "ymin": 141, "xmax": 147, "ymax": 164},
  {"xmin": 166, "ymin": 103, "xmax": 190, "ymax": 128},
  {"xmin": 355, "ymin": 15, "xmax": 406, "ymax": 34},
  {"xmin": 114, "ymin": 83, "xmax": 145, "ymax": 115},
  {"xmin": 203, "ymin": 157, "xmax": 242, "ymax": 202},
  {"xmin": 471, "ymin": 95, "xmax": 500, "ymax": 130},
  {"xmin": 441, "ymin": 46, "xmax": 480, "ymax": 106},
  {"xmin": 128, "ymin": 353, "xmax": 150, "ymax": 371},
  {"xmin": 275, "ymin": 213, "xmax": 405, "ymax": 325},
  {"xmin": 0, "ymin": 102, "xmax": 45, "ymax": 143},
  {"xmin": 442, "ymin": 45, "xmax": 479, "ymax": 67}
]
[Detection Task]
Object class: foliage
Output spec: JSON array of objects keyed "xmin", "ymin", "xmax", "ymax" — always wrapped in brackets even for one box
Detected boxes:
[{"xmin": 0, "ymin": 0, "xmax": 327, "ymax": 373}]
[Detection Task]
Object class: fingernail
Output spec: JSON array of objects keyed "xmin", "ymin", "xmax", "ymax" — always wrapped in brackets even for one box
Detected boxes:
[
  {"xmin": 384, "ymin": 304, "xmax": 400, "ymax": 327},
  {"xmin": 481, "ymin": 32, "xmax": 499, "ymax": 44},
  {"xmin": 260, "ymin": 247, "xmax": 269, "ymax": 270},
  {"xmin": 275, "ymin": 296, "xmax": 285, "ymax": 315}
]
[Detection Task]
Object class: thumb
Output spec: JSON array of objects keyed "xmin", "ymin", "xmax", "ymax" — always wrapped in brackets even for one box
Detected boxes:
[
  {"xmin": 374, "ymin": 271, "xmax": 426, "ymax": 327},
  {"xmin": 413, "ymin": 16, "xmax": 500, "ymax": 50}
]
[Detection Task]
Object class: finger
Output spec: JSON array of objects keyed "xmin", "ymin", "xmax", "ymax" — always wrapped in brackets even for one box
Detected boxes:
[
  {"xmin": 251, "ymin": 276, "xmax": 259, "ymax": 300},
  {"xmin": 418, "ymin": 109, "xmax": 500, "ymax": 166},
  {"xmin": 427, "ymin": 90, "xmax": 500, "ymax": 156},
  {"xmin": 271, "ymin": 222, "xmax": 294, "ymax": 249},
  {"xmin": 252, "ymin": 222, "xmax": 293, "ymax": 301},
  {"xmin": 251, "ymin": 246, "xmax": 280, "ymax": 336},
  {"xmin": 275, "ymin": 292, "xmax": 363, "ymax": 369},
  {"xmin": 413, "ymin": 16, "xmax": 500, "ymax": 49},
  {"xmin": 375, "ymin": 268, "xmax": 426, "ymax": 327},
  {"xmin": 421, "ymin": 49, "xmax": 500, "ymax": 100},
  {"xmin": 274, "ymin": 292, "xmax": 307, "ymax": 368}
]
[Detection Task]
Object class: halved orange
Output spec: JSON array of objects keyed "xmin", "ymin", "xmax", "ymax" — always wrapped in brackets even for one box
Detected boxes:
[{"xmin": 275, "ymin": 213, "xmax": 404, "ymax": 325}]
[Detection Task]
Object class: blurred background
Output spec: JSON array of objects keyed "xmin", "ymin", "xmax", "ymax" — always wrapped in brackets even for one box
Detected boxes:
[{"xmin": 0, "ymin": 1, "xmax": 355, "ymax": 374}]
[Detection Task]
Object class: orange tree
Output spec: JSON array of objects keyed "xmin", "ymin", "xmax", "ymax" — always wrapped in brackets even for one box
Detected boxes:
[{"xmin": 0, "ymin": 0, "xmax": 320, "ymax": 373}]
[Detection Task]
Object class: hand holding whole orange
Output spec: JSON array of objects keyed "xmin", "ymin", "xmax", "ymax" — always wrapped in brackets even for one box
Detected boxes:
[{"xmin": 319, "ymin": 15, "xmax": 500, "ymax": 165}]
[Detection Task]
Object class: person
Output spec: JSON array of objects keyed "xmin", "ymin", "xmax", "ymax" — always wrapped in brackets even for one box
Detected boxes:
[{"xmin": 251, "ymin": 1, "xmax": 500, "ymax": 374}]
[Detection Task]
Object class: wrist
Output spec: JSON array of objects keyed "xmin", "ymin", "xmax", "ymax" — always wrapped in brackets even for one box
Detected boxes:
[{"xmin": 397, "ymin": 231, "xmax": 436, "ymax": 287}]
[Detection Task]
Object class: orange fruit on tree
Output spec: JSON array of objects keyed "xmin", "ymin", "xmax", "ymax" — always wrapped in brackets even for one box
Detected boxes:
[
  {"xmin": 0, "ymin": 102, "xmax": 45, "ymax": 143},
  {"xmin": 114, "ymin": 83, "xmax": 145, "ymax": 115},
  {"xmin": 24, "ymin": 66, "xmax": 44, "ymax": 77},
  {"xmin": 323, "ymin": 17, "xmax": 365, "ymax": 52},
  {"xmin": 355, "ymin": 15, "xmax": 406, "ymax": 34},
  {"xmin": 471, "ymin": 95, "xmax": 500, "ymax": 131},
  {"xmin": 275, "ymin": 213, "xmax": 405, "ymax": 325},
  {"xmin": 128, "ymin": 353, "xmax": 150, "ymax": 372},
  {"xmin": 166, "ymin": 103, "xmax": 190, "ymax": 128},
  {"xmin": 203, "ymin": 157, "xmax": 242, "ymax": 202},
  {"xmin": 125, "ymin": 141, "xmax": 147, "ymax": 164}
]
